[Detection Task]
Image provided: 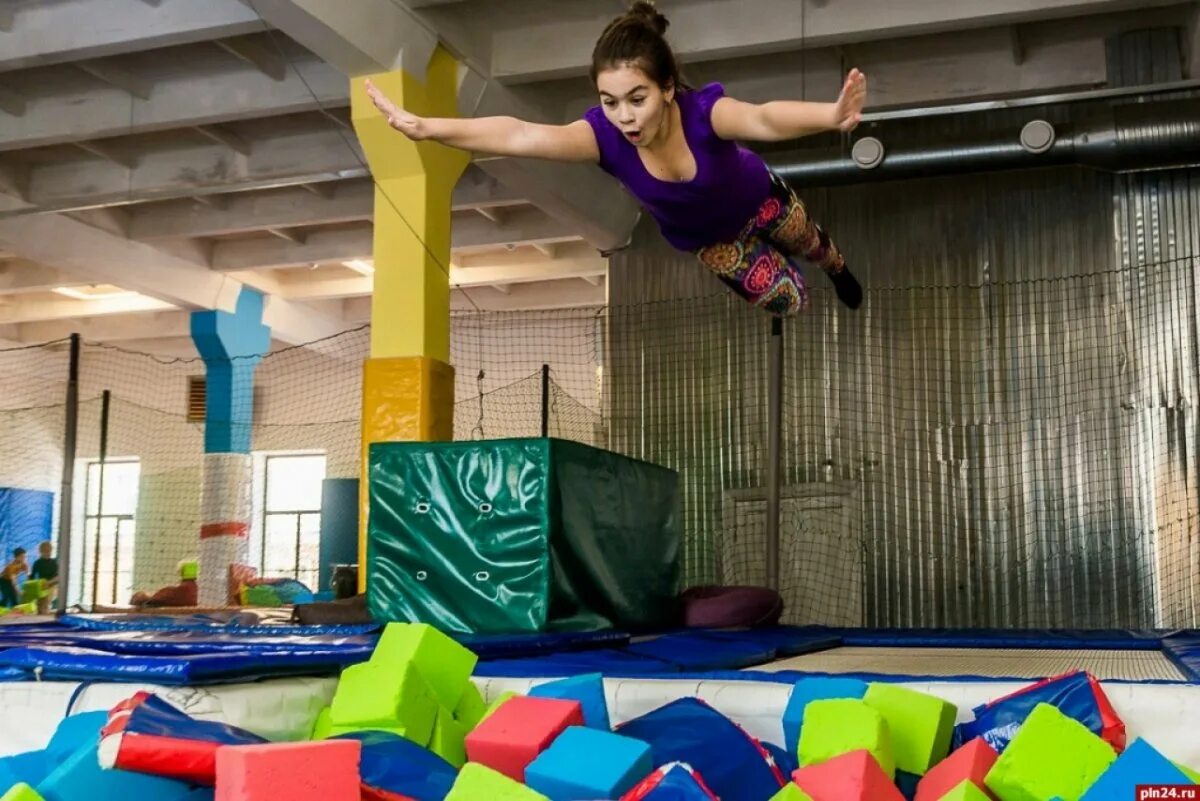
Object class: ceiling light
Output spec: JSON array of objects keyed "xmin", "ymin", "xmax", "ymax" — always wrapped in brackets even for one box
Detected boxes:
[
  {"xmin": 52, "ymin": 285, "xmax": 137, "ymax": 301},
  {"xmin": 343, "ymin": 259, "xmax": 375, "ymax": 275}
]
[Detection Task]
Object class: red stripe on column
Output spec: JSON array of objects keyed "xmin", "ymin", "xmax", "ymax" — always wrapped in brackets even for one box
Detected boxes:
[{"xmin": 200, "ymin": 521, "xmax": 249, "ymax": 539}]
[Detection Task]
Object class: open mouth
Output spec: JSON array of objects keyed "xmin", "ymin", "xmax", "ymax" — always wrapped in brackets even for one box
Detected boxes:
[{"xmin": 624, "ymin": 130, "xmax": 643, "ymax": 143}]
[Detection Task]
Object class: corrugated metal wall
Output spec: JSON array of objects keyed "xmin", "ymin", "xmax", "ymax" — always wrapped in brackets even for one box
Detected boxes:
[{"xmin": 608, "ymin": 163, "xmax": 1200, "ymax": 629}]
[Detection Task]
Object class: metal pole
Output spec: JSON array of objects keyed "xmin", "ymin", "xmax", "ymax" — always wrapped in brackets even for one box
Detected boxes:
[
  {"xmin": 540, "ymin": 363, "xmax": 550, "ymax": 438},
  {"xmin": 55, "ymin": 334, "xmax": 81, "ymax": 616},
  {"xmin": 766, "ymin": 317, "xmax": 784, "ymax": 591},
  {"xmin": 90, "ymin": 390, "xmax": 110, "ymax": 607}
]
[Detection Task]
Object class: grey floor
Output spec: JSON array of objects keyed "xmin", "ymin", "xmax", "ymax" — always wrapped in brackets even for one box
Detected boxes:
[{"xmin": 755, "ymin": 646, "xmax": 1187, "ymax": 681}]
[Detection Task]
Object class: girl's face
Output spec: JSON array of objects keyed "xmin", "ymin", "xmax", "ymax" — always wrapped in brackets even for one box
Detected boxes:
[{"xmin": 595, "ymin": 63, "xmax": 674, "ymax": 148}]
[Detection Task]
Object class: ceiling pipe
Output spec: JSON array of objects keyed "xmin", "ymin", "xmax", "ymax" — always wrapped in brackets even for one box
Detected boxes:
[{"xmin": 769, "ymin": 98, "xmax": 1200, "ymax": 186}]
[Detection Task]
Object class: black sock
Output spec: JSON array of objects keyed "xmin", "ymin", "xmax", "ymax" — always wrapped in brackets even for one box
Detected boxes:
[{"xmin": 829, "ymin": 267, "xmax": 863, "ymax": 309}]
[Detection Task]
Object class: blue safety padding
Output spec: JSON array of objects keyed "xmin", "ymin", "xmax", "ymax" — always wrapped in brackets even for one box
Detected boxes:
[
  {"xmin": 0, "ymin": 644, "xmax": 371, "ymax": 684},
  {"xmin": 625, "ymin": 632, "xmax": 777, "ymax": 671},
  {"xmin": 837, "ymin": 627, "xmax": 1167, "ymax": 651},
  {"xmin": 59, "ymin": 614, "xmax": 382, "ymax": 637},
  {"xmin": 674, "ymin": 628, "xmax": 842, "ymax": 658},
  {"xmin": 333, "ymin": 731, "xmax": 457, "ymax": 801},
  {"xmin": 1161, "ymin": 633, "xmax": 1200, "ymax": 682},
  {"xmin": 475, "ymin": 648, "xmax": 679, "ymax": 678}
]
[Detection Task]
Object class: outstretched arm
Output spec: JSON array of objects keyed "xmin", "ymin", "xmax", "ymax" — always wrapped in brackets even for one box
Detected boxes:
[
  {"xmin": 711, "ymin": 68, "xmax": 867, "ymax": 142},
  {"xmin": 364, "ymin": 79, "xmax": 599, "ymax": 163}
]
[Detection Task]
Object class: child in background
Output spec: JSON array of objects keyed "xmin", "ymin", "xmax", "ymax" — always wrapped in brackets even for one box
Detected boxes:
[
  {"xmin": 30, "ymin": 540, "xmax": 58, "ymax": 613},
  {"xmin": 1, "ymin": 547, "xmax": 28, "ymax": 608}
]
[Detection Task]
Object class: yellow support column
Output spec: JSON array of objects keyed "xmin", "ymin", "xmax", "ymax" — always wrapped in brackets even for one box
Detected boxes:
[{"xmin": 351, "ymin": 47, "xmax": 469, "ymax": 590}]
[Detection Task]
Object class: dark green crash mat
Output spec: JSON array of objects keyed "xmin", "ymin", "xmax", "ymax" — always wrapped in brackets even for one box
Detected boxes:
[{"xmin": 368, "ymin": 438, "xmax": 680, "ymax": 633}]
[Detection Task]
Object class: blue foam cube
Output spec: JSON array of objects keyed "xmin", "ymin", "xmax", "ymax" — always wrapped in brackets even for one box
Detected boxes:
[
  {"xmin": 1080, "ymin": 738, "xmax": 1195, "ymax": 800},
  {"xmin": 782, "ymin": 677, "xmax": 868, "ymax": 756},
  {"xmin": 46, "ymin": 712, "xmax": 108, "ymax": 760},
  {"xmin": 0, "ymin": 751, "xmax": 52, "ymax": 791},
  {"xmin": 37, "ymin": 743, "xmax": 195, "ymax": 801},
  {"xmin": 525, "ymin": 726, "xmax": 652, "ymax": 800},
  {"xmin": 529, "ymin": 673, "xmax": 611, "ymax": 730}
]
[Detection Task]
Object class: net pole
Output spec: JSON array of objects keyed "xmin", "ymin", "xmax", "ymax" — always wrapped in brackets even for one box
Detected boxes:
[
  {"xmin": 540, "ymin": 363, "xmax": 551, "ymax": 438},
  {"xmin": 55, "ymin": 334, "xmax": 81, "ymax": 616},
  {"xmin": 89, "ymin": 390, "xmax": 111, "ymax": 608},
  {"xmin": 766, "ymin": 317, "xmax": 784, "ymax": 591}
]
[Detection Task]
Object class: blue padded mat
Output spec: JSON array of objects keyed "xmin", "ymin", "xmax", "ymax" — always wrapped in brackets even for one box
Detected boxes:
[{"xmin": 0, "ymin": 618, "xmax": 1196, "ymax": 686}]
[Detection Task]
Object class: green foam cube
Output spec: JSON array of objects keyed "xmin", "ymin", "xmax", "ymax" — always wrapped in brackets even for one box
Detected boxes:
[
  {"xmin": 310, "ymin": 707, "xmax": 332, "ymax": 740},
  {"xmin": 798, "ymin": 698, "xmax": 895, "ymax": 779},
  {"xmin": 1, "ymin": 784, "xmax": 44, "ymax": 801},
  {"xmin": 431, "ymin": 705, "xmax": 468, "ymax": 768},
  {"xmin": 330, "ymin": 661, "xmax": 437, "ymax": 743},
  {"xmin": 372, "ymin": 623, "xmax": 478, "ymax": 709},
  {"xmin": 454, "ymin": 680, "xmax": 489, "ymax": 730},
  {"xmin": 939, "ymin": 779, "xmax": 993, "ymax": 801},
  {"xmin": 768, "ymin": 784, "xmax": 816, "ymax": 801},
  {"xmin": 445, "ymin": 762, "xmax": 549, "ymax": 801},
  {"xmin": 864, "ymin": 682, "xmax": 957, "ymax": 775},
  {"xmin": 1178, "ymin": 763, "xmax": 1200, "ymax": 783},
  {"xmin": 985, "ymin": 703, "xmax": 1116, "ymax": 801}
]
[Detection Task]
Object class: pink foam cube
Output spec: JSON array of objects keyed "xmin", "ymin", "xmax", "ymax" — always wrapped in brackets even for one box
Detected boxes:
[
  {"xmin": 915, "ymin": 738, "xmax": 998, "ymax": 801},
  {"xmin": 792, "ymin": 749, "xmax": 905, "ymax": 801},
  {"xmin": 464, "ymin": 695, "xmax": 584, "ymax": 781},
  {"xmin": 214, "ymin": 740, "xmax": 361, "ymax": 801}
]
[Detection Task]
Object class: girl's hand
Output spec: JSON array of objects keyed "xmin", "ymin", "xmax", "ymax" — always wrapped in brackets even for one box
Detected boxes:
[
  {"xmin": 365, "ymin": 78, "xmax": 431, "ymax": 141},
  {"xmin": 834, "ymin": 68, "xmax": 867, "ymax": 133}
]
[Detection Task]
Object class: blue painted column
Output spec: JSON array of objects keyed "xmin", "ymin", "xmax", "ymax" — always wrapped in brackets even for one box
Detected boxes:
[{"xmin": 190, "ymin": 288, "xmax": 271, "ymax": 606}]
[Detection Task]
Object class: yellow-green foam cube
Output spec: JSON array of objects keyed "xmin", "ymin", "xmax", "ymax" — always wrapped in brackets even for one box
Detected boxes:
[
  {"xmin": 445, "ymin": 762, "xmax": 548, "ymax": 801},
  {"xmin": 455, "ymin": 681, "xmax": 489, "ymax": 731},
  {"xmin": 985, "ymin": 703, "xmax": 1116, "ymax": 801},
  {"xmin": 939, "ymin": 779, "xmax": 993, "ymax": 801},
  {"xmin": 864, "ymin": 682, "xmax": 957, "ymax": 775},
  {"xmin": 430, "ymin": 706, "xmax": 468, "ymax": 768},
  {"xmin": 798, "ymin": 698, "xmax": 895, "ymax": 779},
  {"xmin": 1177, "ymin": 762, "xmax": 1200, "ymax": 783},
  {"xmin": 768, "ymin": 784, "xmax": 815, "ymax": 801},
  {"xmin": 372, "ymin": 623, "xmax": 478, "ymax": 709},
  {"xmin": 330, "ymin": 661, "xmax": 437, "ymax": 743},
  {"xmin": 310, "ymin": 707, "xmax": 332, "ymax": 740},
  {"xmin": 1, "ymin": 784, "xmax": 44, "ymax": 801}
]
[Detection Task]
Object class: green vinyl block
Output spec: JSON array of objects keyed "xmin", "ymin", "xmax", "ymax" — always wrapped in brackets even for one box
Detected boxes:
[
  {"xmin": 939, "ymin": 780, "xmax": 993, "ymax": 801},
  {"xmin": 985, "ymin": 703, "xmax": 1116, "ymax": 801},
  {"xmin": 445, "ymin": 762, "xmax": 549, "ymax": 801},
  {"xmin": 863, "ymin": 683, "xmax": 957, "ymax": 775},
  {"xmin": 798, "ymin": 699, "xmax": 895, "ymax": 779},
  {"xmin": 455, "ymin": 681, "xmax": 489, "ymax": 731},
  {"xmin": 368, "ymin": 438, "xmax": 680, "ymax": 633},
  {"xmin": 430, "ymin": 706, "xmax": 468, "ymax": 768},
  {"xmin": 1, "ymin": 785, "xmax": 44, "ymax": 801},
  {"xmin": 768, "ymin": 784, "xmax": 815, "ymax": 801},
  {"xmin": 329, "ymin": 661, "xmax": 437, "ymax": 742},
  {"xmin": 1178, "ymin": 763, "xmax": 1200, "ymax": 783},
  {"xmin": 371, "ymin": 622, "xmax": 478, "ymax": 709}
]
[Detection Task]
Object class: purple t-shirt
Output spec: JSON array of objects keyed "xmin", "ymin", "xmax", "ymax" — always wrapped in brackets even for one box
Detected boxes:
[{"xmin": 584, "ymin": 82, "xmax": 772, "ymax": 252}]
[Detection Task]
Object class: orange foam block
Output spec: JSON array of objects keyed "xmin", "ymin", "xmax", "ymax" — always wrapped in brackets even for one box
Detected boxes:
[
  {"xmin": 792, "ymin": 750, "xmax": 905, "ymax": 801},
  {"xmin": 214, "ymin": 740, "xmax": 361, "ymax": 801},
  {"xmin": 464, "ymin": 695, "xmax": 584, "ymax": 782},
  {"xmin": 915, "ymin": 738, "xmax": 998, "ymax": 801}
]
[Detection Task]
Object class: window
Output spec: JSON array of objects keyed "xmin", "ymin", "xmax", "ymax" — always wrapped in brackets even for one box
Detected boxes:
[
  {"xmin": 259, "ymin": 453, "xmax": 325, "ymax": 590},
  {"xmin": 82, "ymin": 459, "xmax": 140, "ymax": 606}
]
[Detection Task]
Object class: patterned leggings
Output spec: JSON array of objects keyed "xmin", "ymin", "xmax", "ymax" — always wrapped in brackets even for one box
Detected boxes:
[{"xmin": 695, "ymin": 170, "xmax": 846, "ymax": 317}]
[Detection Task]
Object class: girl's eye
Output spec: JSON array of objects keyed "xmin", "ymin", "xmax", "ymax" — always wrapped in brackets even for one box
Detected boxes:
[
  {"xmin": 631, "ymin": 97, "xmax": 645, "ymax": 106},
  {"xmin": 603, "ymin": 100, "xmax": 616, "ymax": 108}
]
